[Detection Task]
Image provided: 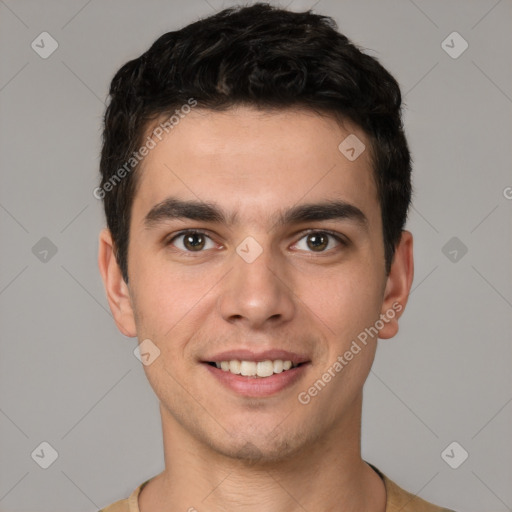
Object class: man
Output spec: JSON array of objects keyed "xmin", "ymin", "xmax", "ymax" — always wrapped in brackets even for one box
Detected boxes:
[{"xmin": 96, "ymin": 3, "xmax": 455, "ymax": 511}]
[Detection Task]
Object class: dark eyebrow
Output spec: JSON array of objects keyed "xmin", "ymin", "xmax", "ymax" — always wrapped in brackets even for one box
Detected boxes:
[
  {"xmin": 277, "ymin": 200, "xmax": 368, "ymax": 230},
  {"xmin": 143, "ymin": 197, "xmax": 368, "ymax": 231},
  {"xmin": 144, "ymin": 198, "xmax": 229, "ymax": 227}
]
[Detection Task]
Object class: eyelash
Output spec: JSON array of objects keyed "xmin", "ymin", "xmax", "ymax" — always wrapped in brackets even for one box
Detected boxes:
[{"xmin": 166, "ymin": 229, "xmax": 347, "ymax": 255}]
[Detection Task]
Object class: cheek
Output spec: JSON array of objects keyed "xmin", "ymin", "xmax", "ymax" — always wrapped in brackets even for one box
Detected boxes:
[
  {"xmin": 296, "ymin": 267, "xmax": 382, "ymax": 413},
  {"xmin": 297, "ymin": 262, "xmax": 384, "ymax": 343},
  {"xmin": 130, "ymin": 263, "xmax": 216, "ymax": 396},
  {"xmin": 130, "ymin": 252, "xmax": 221, "ymax": 343}
]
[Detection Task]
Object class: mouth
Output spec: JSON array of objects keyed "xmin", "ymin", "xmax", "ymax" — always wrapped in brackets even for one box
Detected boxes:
[
  {"xmin": 205, "ymin": 359, "xmax": 306, "ymax": 378},
  {"xmin": 201, "ymin": 350, "xmax": 311, "ymax": 397}
]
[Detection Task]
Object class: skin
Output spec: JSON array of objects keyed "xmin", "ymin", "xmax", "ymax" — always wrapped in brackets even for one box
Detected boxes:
[{"xmin": 98, "ymin": 106, "xmax": 414, "ymax": 511}]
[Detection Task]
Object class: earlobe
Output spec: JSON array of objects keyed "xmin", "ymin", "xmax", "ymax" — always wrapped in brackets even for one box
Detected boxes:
[
  {"xmin": 378, "ymin": 230, "xmax": 414, "ymax": 340},
  {"xmin": 98, "ymin": 228, "xmax": 137, "ymax": 337}
]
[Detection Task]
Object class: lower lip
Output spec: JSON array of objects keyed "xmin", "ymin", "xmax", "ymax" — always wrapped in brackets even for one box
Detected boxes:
[{"xmin": 203, "ymin": 363, "xmax": 310, "ymax": 397}]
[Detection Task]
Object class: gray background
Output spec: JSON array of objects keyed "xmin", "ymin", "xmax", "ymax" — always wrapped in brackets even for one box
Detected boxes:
[{"xmin": 0, "ymin": 0, "xmax": 511, "ymax": 510}]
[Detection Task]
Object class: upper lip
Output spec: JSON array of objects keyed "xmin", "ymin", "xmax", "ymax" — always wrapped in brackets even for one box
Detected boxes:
[{"xmin": 203, "ymin": 349, "xmax": 310, "ymax": 365}]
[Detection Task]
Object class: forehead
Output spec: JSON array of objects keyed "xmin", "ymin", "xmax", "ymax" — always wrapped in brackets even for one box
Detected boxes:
[{"xmin": 132, "ymin": 106, "xmax": 379, "ymax": 229}]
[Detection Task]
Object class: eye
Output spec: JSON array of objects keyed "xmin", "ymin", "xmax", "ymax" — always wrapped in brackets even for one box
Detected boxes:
[
  {"xmin": 292, "ymin": 230, "xmax": 345, "ymax": 253},
  {"xmin": 168, "ymin": 230, "xmax": 217, "ymax": 252}
]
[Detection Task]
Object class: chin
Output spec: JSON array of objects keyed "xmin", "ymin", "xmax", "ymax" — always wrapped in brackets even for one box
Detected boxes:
[
  {"xmin": 208, "ymin": 424, "xmax": 314, "ymax": 465},
  {"xmin": 219, "ymin": 442, "xmax": 295, "ymax": 465}
]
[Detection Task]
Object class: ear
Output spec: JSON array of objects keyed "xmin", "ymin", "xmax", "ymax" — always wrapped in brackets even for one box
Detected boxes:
[
  {"xmin": 98, "ymin": 228, "xmax": 137, "ymax": 337},
  {"xmin": 378, "ymin": 230, "xmax": 414, "ymax": 339}
]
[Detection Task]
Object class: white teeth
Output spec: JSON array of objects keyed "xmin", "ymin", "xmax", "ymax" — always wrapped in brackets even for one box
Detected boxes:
[
  {"xmin": 213, "ymin": 359, "xmax": 298, "ymax": 377},
  {"xmin": 257, "ymin": 360, "xmax": 274, "ymax": 377},
  {"xmin": 240, "ymin": 361, "xmax": 257, "ymax": 376},
  {"xmin": 229, "ymin": 360, "xmax": 241, "ymax": 374},
  {"xmin": 273, "ymin": 360, "xmax": 284, "ymax": 373}
]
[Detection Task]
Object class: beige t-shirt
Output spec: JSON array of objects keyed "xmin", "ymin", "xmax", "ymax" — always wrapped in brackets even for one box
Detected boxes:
[{"xmin": 98, "ymin": 468, "xmax": 455, "ymax": 512}]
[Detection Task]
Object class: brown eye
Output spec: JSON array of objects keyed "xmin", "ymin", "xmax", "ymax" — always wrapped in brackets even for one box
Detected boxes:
[
  {"xmin": 293, "ymin": 231, "xmax": 344, "ymax": 253},
  {"xmin": 169, "ymin": 231, "xmax": 215, "ymax": 252},
  {"xmin": 183, "ymin": 232, "xmax": 205, "ymax": 251},
  {"xmin": 306, "ymin": 233, "xmax": 329, "ymax": 251}
]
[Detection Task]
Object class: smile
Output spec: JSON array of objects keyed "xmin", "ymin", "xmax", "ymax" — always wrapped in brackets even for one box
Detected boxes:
[{"xmin": 208, "ymin": 359, "xmax": 301, "ymax": 378}]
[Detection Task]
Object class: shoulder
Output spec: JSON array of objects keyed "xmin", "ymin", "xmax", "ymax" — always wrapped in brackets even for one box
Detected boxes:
[
  {"xmin": 382, "ymin": 472, "xmax": 456, "ymax": 512},
  {"xmin": 97, "ymin": 479, "xmax": 151, "ymax": 512},
  {"xmin": 98, "ymin": 497, "xmax": 130, "ymax": 512}
]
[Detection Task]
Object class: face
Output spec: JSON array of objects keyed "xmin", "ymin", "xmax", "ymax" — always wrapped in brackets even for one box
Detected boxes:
[{"xmin": 99, "ymin": 106, "xmax": 412, "ymax": 463}]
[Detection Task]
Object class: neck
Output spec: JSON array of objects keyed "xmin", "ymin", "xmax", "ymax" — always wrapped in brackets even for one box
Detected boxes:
[{"xmin": 139, "ymin": 396, "xmax": 386, "ymax": 512}]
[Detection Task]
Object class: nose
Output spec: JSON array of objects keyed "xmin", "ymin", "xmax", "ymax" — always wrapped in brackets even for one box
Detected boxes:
[{"xmin": 217, "ymin": 243, "xmax": 296, "ymax": 330}]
